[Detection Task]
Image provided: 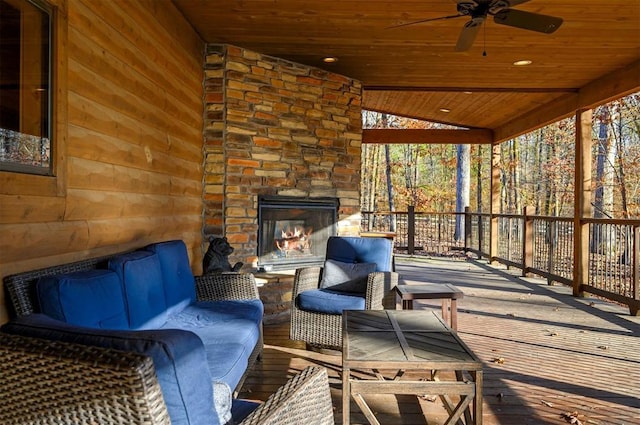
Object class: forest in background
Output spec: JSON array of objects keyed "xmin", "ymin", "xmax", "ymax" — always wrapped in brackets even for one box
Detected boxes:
[{"xmin": 361, "ymin": 91, "xmax": 640, "ymax": 219}]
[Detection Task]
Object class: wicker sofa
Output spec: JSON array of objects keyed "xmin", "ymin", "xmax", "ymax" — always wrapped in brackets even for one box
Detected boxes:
[
  {"xmin": 0, "ymin": 240, "xmax": 279, "ymax": 425},
  {"xmin": 0, "ymin": 332, "xmax": 334, "ymax": 425}
]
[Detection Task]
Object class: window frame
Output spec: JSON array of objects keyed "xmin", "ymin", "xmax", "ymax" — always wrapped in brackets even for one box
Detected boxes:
[{"xmin": 0, "ymin": 0, "xmax": 66, "ymax": 197}]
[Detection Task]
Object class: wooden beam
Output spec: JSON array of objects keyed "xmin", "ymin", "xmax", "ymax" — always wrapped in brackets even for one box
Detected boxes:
[
  {"xmin": 364, "ymin": 86, "xmax": 578, "ymax": 94},
  {"xmin": 362, "ymin": 128, "xmax": 493, "ymax": 145},
  {"xmin": 493, "ymin": 60, "xmax": 640, "ymax": 143}
]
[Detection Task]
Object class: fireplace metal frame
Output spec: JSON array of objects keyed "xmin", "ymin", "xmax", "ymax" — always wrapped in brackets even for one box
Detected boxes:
[{"xmin": 257, "ymin": 195, "xmax": 339, "ymax": 271}]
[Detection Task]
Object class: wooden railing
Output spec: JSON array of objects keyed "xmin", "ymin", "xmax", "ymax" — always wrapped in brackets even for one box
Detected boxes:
[{"xmin": 361, "ymin": 209, "xmax": 640, "ymax": 315}]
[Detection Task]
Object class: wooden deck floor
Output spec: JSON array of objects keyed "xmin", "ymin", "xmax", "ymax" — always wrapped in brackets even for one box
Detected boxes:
[{"xmin": 238, "ymin": 256, "xmax": 640, "ymax": 424}]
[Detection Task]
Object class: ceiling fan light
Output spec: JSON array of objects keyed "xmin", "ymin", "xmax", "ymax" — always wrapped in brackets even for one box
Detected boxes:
[{"xmin": 323, "ymin": 56, "xmax": 338, "ymax": 63}]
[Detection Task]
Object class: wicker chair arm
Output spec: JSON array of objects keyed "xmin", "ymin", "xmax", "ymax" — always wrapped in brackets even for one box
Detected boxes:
[
  {"xmin": 239, "ymin": 366, "xmax": 334, "ymax": 425},
  {"xmin": 0, "ymin": 333, "xmax": 170, "ymax": 425},
  {"xmin": 365, "ymin": 271, "xmax": 399, "ymax": 310},
  {"xmin": 195, "ymin": 273, "xmax": 260, "ymax": 301},
  {"xmin": 292, "ymin": 267, "xmax": 323, "ymax": 296}
]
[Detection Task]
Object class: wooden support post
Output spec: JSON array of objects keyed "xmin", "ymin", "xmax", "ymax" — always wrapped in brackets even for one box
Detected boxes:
[
  {"xmin": 407, "ymin": 205, "xmax": 415, "ymax": 255},
  {"xmin": 522, "ymin": 206, "xmax": 535, "ymax": 277},
  {"xmin": 573, "ymin": 109, "xmax": 592, "ymax": 298},
  {"xmin": 489, "ymin": 144, "xmax": 501, "ymax": 264}
]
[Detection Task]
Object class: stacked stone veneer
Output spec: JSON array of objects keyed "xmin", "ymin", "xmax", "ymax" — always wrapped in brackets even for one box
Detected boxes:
[{"xmin": 203, "ymin": 44, "xmax": 363, "ymax": 268}]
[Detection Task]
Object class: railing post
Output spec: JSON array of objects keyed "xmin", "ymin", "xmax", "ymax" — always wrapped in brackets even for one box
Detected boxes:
[
  {"xmin": 464, "ymin": 206, "xmax": 471, "ymax": 253},
  {"xmin": 523, "ymin": 206, "xmax": 534, "ymax": 277},
  {"xmin": 477, "ymin": 214, "xmax": 484, "ymax": 258},
  {"xmin": 633, "ymin": 224, "xmax": 639, "ymax": 315},
  {"xmin": 407, "ymin": 205, "xmax": 415, "ymax": 255},
  {"xmin": 547, "ymin": 220, "xmax": 556, "ymax": 285},
  {"xmin": 490, "ymin": 144, "xmax": 501, "ymax": 264}
]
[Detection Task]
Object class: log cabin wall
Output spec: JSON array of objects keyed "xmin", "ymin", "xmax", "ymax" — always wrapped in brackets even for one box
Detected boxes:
[
  {"xmin": 0, "ymin": 0, "xmax": 205, "ymax": 324},
  {"xmin": 203, "ymin": 44, "xmax": 363, "ymax": 268}
]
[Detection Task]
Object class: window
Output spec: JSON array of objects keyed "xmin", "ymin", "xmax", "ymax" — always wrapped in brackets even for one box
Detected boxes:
[{"xmin": 0, "ymin": 0, "xmax": 52, "ymax": 175}]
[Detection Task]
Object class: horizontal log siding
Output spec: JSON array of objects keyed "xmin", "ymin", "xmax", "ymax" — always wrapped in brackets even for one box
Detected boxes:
[{"xmin": 0, "ymin": 0, "xmax": 205, "ymax": 323}]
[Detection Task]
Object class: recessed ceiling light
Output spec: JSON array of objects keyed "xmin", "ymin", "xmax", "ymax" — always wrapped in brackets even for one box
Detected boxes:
[
  {"xmin": 513, "ymin": 59, "xmax": 532, "ymax": 66},
  {"xmin": 323, "ymin": 57, "xmax": 338, "ymax": 63},
  {"xmin": 463, "ymin": 91, "xmax": 473, "ymax": 95},
  {"xmin": 439, "ymin": 108, "xmax": 451, "ymax": 113}
]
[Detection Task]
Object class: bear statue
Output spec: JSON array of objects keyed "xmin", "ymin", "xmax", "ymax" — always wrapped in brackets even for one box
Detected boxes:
[{"xmin": 202, "ymin": 236, "xmax": 244, "ymax": 274}]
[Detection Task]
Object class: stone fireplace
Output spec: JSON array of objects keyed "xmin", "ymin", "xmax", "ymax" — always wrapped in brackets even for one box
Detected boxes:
[
  {"xmin": 258, "ymin": 196, "xmax": 339, "ymax": 271},
  {"xmin": 202, "ymin": 44, "xmax": 363, "ymax": 269}
]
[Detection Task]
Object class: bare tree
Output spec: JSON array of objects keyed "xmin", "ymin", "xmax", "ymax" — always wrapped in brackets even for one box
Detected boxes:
[{"xmin": 454, "ymin": 144, "xmax": 470, "ymax": 241}]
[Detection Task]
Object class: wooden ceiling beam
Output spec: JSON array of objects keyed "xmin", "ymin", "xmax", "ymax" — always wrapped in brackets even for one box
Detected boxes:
[
  {"xmin": 362, "ymin": 128, "xmax": 493, "ymax": 145},
  {"xmin": 493, "ymin": 60, "xmax": 640, "ymax": 143}
]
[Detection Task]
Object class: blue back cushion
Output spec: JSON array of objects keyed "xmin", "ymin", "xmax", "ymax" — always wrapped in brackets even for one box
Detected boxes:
[
  {"xmin": 1, "ymin": 314, "xmax": 220, "ymax": 425},
  {"xmin": 326, "ymin": 236, "xmax": 393, "ymax": 271},
  {"xmin": 108, "ymin": 251, "xmax": 168, "ymax": 330},
  {"xmin": 145, "ymin": 240, "xmax": 196, "ymax": 314},
  {"xmin": 37, "ymin": 269, "xmax": 129, "ymax": 330}
]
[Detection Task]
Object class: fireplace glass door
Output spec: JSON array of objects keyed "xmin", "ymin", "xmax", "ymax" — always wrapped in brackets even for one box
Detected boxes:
[{"xmin": 258, "ymin": 196, "xmax": 338, "ymax": 270}]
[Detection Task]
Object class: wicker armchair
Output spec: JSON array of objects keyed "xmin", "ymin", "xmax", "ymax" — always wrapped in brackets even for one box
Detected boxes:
[
  {"xmin": 0, "ymin": 333, "xmax": 334, "ymax": 425},
  {"xmin": 290, "ymin": 236, "xmax": 399, "ymax": 350}
]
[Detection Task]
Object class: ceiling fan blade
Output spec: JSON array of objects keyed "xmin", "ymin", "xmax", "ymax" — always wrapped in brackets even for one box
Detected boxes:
[
  {"xmin": 387, "ymin": 13, "xmax": 464, "ymax": 29},
  {"xmin": 502, "ymin": 0, "xmax": 531, "ymax": 7},
  {"xmin": 455, "ymin": 19, "xmax": 483, "ymax": 51},
  {"xmin": 493, "ymin": 8, "xmax": 563, "ymax": 33}
]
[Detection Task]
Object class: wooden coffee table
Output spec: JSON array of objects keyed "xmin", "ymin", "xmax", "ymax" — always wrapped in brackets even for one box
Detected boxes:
[
  {"xmin": 342, "ymin": 310, "xmax": 482, "ymax": 425},
  {"xmin": 394, "ymin": 282, "xmax": 464, "ymax": 330}
]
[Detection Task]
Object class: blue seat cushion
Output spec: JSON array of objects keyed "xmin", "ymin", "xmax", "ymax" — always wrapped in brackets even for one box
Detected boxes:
[
  {"xmin": 297, "ymin": 288, "xmax": 366, "ymax": 314},
  {"xmin": 319, "ymin": 259, "xmax": 376, "ymax": 294},
  {"xmin": 161, "ymin": 300, "xmax": 263, "ymax": 390},
  {"xmin": 0, "ymin": 314, "xmax": 222, "ymax": 425},
  {"xmin": 145, "ymin": 240, "xmax": 196, "ymax": 315},
  {"xmin": 326, "ymin": 236, "xmax": 393, "ymax": 272},
  {"xmin": 36, "ymin": 269, "xmax": 129, "ymax": 330},
  {"xmin": 108, "ymin": 251, "xmax": 168, "ymax": 330}
]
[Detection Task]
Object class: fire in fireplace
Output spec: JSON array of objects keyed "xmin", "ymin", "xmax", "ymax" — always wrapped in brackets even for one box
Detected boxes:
[{"xmin": 258, "ymin": 196, "xmax": 339, "ymax": 271}]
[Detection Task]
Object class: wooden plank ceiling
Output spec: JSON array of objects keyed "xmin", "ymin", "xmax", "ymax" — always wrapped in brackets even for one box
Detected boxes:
[{"xmin": 173, "ymin": 0, "xmax": 640, "ymax": 142}]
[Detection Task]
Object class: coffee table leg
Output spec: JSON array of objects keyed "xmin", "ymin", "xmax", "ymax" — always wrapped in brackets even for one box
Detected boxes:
[
  {"xmin": 441, "ymin": 300, "xmax": 450, "ymax": 327},
  {"xmin": 451, "ymin": 299, "xmax": 458, "ymax": 331},
  {"xmin": 343, "ymin": 365, "xmax": 351, "ymax": 424}
]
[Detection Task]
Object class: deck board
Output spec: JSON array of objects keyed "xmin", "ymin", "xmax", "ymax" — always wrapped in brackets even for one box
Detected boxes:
[{"xmin": 238, "ymin": 256, "xmax": 640, "ymax": 424}]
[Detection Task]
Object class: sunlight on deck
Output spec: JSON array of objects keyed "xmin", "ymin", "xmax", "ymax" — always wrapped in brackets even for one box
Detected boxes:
[{"xmin": 239, "ymin": 256, "xmax": 640, "ymax": 425}]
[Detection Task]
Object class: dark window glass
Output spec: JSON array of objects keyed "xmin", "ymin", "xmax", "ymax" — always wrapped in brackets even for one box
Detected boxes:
[{"xmin": 0, "ymin": 0, "xmax": 52, "ymax": 175}]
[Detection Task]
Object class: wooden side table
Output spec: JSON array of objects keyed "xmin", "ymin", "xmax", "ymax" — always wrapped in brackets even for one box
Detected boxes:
[{"xmin": 394, "ymin": 283, "xmax": 464, "ymax": 330}]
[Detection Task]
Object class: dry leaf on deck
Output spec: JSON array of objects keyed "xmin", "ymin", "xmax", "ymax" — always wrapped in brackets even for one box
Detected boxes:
[
  {"xmin": 561, "ymin": 411, "xmax": 584, "ymax": 425},
  {"xmin": 492, "ymin": 357, "xmax": 505, "ymax": 364}
]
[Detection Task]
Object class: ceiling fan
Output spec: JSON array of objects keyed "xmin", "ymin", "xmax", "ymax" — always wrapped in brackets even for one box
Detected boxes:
[{"xmin": 391, "ymin": 0, "xmax": 563, "ymax": 52}]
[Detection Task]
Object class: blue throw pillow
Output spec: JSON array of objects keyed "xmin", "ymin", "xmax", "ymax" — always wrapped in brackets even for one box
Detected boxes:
[
  {"xmin": 319, "ymin": 259, "xmax": 376, "ymax": 293},
  {"xmin": 37, "ymin": 269, "xmax": 129, "ymax": 329}
]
